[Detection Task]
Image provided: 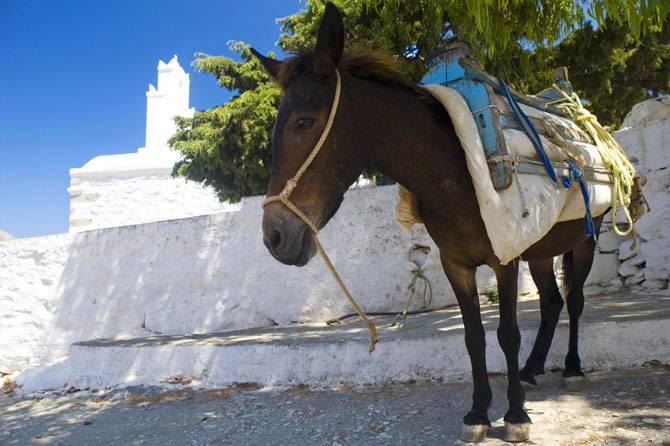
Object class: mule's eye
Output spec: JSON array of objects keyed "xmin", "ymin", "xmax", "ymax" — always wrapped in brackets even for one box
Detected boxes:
[{"xmin": 295, "ymin": 117, "xmax": 315, "ymax": 130}]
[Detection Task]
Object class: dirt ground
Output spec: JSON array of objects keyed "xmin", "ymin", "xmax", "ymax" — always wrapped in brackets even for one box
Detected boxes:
[{"xmin": 1, "ymin": 365, "xmax": 669, "ymax": 445}]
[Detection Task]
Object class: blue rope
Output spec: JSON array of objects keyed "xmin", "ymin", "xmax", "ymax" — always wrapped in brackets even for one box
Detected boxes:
[
  {"xmin": 498, "ymin": 78, "xmax": 557, "ymax": 184},
  {"xmin": 498, "ymin": 78, "xmax": 594, "ymax": 236},
  {"xmin": 560, "ymin": 160, "xmax": 596, "ymax": 236}
]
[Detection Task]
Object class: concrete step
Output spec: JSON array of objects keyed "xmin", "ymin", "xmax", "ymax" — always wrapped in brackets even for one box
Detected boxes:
[{"xmin": 69, "ymin": 290, "xmax": 670, "ymax": 390}]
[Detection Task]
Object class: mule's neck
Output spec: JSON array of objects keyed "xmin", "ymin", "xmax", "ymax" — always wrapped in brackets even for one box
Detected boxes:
[{"xmin": 344, "ymin": 74, "xmax": 477, "ymax": 216}]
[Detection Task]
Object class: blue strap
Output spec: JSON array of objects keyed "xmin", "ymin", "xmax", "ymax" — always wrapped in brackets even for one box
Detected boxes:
[
  {"xmin": 496, "ymin": 79, "xmax": 593, "ymax": 236},
  {"xmin": 561, "ymin": 160, "xmax": 596, "ymax": 236},
  {"xmin": 498, "ymin": 78, "xmax": 558, "ymax": 184}
]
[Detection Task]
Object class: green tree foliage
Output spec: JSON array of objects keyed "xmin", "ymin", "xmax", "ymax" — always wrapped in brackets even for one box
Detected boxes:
[
  {"xmin": 276, "ymin": 0, "xmax": 577, "ymax": 86},
  {"xmin": 170, "ymin": 43, "xmax": 281, "ymax": 202},
  {"xmin": 548, "ymin": 18, "xmax": 670, "ymax": 128},
  {"xmin": 170, "ymin": 0, "xmax": 669, "ymax": 202}
]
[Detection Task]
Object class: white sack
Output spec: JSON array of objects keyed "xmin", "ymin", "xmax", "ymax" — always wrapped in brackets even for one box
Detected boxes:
[{"xmin": 421, "ymin": 85, "xmax": 612, "ymax": 264}]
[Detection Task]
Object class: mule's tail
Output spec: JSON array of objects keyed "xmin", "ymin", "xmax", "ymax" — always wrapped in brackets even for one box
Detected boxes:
[{"xmin": 561, "ymin": 250, "xmax": 574, "ymax": 297}]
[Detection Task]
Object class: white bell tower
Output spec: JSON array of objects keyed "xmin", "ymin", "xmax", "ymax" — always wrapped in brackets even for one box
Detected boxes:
[{"xmin": 141, "ymin": 55, "xmax": 195, "ymax": 153}]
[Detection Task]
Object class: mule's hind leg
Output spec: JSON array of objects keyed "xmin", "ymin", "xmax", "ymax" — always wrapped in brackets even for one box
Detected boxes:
[
  {"xmin": 442, "ymin": 259, "xmax": 492, "ymax": 442},
  {"xmin": 493, "ymin": 259, "xmax": 531, "ymax": 442},
  {"xmin": 520, "ymin": 257, "xmax": 564, "ymax": 386},
  {"xmin": 562, "ymin": 236, "xmax": 597, "ymax": 390}
]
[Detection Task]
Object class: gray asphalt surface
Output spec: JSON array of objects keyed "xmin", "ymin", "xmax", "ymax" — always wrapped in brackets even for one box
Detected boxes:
[{"xmin": 2, "ymin": 366, "xmax": 669, "ymax": 445}]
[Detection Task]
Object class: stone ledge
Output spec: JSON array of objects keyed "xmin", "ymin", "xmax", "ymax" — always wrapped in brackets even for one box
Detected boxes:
[{"xmin": 68, "ymin": 290, "xmax": 670, "ymax": 390}]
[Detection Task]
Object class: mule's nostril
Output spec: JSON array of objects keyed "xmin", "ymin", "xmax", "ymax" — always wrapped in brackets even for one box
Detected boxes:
[{"xmin": 269, "ymin": 230, "xmax": 282, "ymax": 251}]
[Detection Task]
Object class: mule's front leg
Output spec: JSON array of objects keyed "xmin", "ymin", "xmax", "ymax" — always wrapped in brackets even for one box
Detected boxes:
[
  {"xmin": 494, "ymin": 259, "xmax": 531, "ymax": 442},
  {"xmin": 443, "ymin": 260, "xmax": 492, "ymax": 443}
]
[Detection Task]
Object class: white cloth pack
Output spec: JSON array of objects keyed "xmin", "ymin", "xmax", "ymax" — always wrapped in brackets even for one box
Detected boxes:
[{"xmin": 400, "ymin": 84, "xmax": 613, "ymax": 264}]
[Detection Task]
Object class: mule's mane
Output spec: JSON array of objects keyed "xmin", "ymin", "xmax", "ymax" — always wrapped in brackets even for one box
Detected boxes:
[{"xmin": 276, "ymin": 49, "xmax": 434, "ymax": 101}]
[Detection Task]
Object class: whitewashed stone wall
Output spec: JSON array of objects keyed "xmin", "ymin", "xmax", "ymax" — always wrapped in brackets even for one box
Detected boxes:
[{"xmin": 613, "ymin": 96, "xmax": 670, "ymax": 290}]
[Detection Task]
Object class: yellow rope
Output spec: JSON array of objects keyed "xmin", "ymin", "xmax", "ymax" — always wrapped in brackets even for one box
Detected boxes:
[
  {"xmin": 548, "ymin": 87, "xmax": 636, "ymax": 236},
  {"xmin": 263, "ymin": 70, "xmax": 378, "ymax": 354}
]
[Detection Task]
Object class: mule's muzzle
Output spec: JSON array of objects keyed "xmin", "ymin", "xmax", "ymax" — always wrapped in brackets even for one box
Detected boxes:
[{"xmin": 262, "ymin": 203, "xmax": 317, "ymax": 267}]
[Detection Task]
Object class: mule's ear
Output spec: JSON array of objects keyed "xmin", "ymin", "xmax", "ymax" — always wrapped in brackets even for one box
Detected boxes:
[
  {"xmin": 250, "ymin": 47, "xmax": 282, "ymax": 81},
  {"xmin": 313, "ymin": 2, "xmax": 344, "ymax": 79}
]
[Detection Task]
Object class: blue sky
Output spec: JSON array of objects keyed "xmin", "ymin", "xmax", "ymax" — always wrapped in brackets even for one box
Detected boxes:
[{"xmin": 0, "ymin": 0, "xmax": 304, "ymax": 238}]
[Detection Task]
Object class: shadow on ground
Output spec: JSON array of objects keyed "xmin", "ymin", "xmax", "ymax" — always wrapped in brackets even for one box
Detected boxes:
[{"xmin": 2, "ymin": 366, "xmax": 668, "ymax": 446}]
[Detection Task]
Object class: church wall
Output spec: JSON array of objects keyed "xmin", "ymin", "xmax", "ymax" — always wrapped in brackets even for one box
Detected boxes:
[{"xmin": 68, "ymin": 170, "xmax": 237, "ymax": 232}]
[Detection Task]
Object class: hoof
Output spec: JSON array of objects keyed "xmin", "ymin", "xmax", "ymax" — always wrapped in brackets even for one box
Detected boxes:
[
  {"xmin": 520, "ymin": 365, "xmax": 543, "ymax": 389},
  {"xmin": 460, "ymin": 424, "xmax": 489, "ymax": 443},
  {"xmin": 565, "ymin": 375, "xmax": 586, "ymax": 392},
  {"xmin": 520, "ymin": 375, "xmax": 537, "ymax": 390},
  {"xmin": 503, "ymin": 422, "xmax": 531, "ymax": 443}
]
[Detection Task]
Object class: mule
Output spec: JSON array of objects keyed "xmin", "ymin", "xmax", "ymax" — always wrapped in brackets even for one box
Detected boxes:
[{"xmin": 253, "ymin": 3, "xmax": 603, "ymax": 442}]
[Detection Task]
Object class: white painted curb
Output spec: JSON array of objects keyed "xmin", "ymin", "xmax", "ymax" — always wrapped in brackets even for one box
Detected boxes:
[{"xmin": 68, "ymin": 293, "xmax": 670, "ymax": 390}]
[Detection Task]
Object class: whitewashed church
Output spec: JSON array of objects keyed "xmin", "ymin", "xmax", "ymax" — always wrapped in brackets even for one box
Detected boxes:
[{"xmin": 68, "ymin": 56, "xmax": 237, "ymax": 233}]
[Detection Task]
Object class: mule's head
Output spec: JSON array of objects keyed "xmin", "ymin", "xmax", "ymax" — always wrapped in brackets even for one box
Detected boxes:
[{"xmin": 252, "ymin": 3, "xmax": 368, "ymax": 266}]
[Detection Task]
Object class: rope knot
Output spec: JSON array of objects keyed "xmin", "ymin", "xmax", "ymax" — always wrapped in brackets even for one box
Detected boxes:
[
  {"xmin": 569, "ymin": 162, "xmax": 584, "ymax": 180},
  {"xmin": 284, "ymin": 179, "xmax": 298, "ymax": 196}
]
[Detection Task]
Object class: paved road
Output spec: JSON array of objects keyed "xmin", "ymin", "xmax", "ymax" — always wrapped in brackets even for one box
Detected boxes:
[{"xmin": 2, "ymin": 366, "xmax": 669, "ymax": 445}]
